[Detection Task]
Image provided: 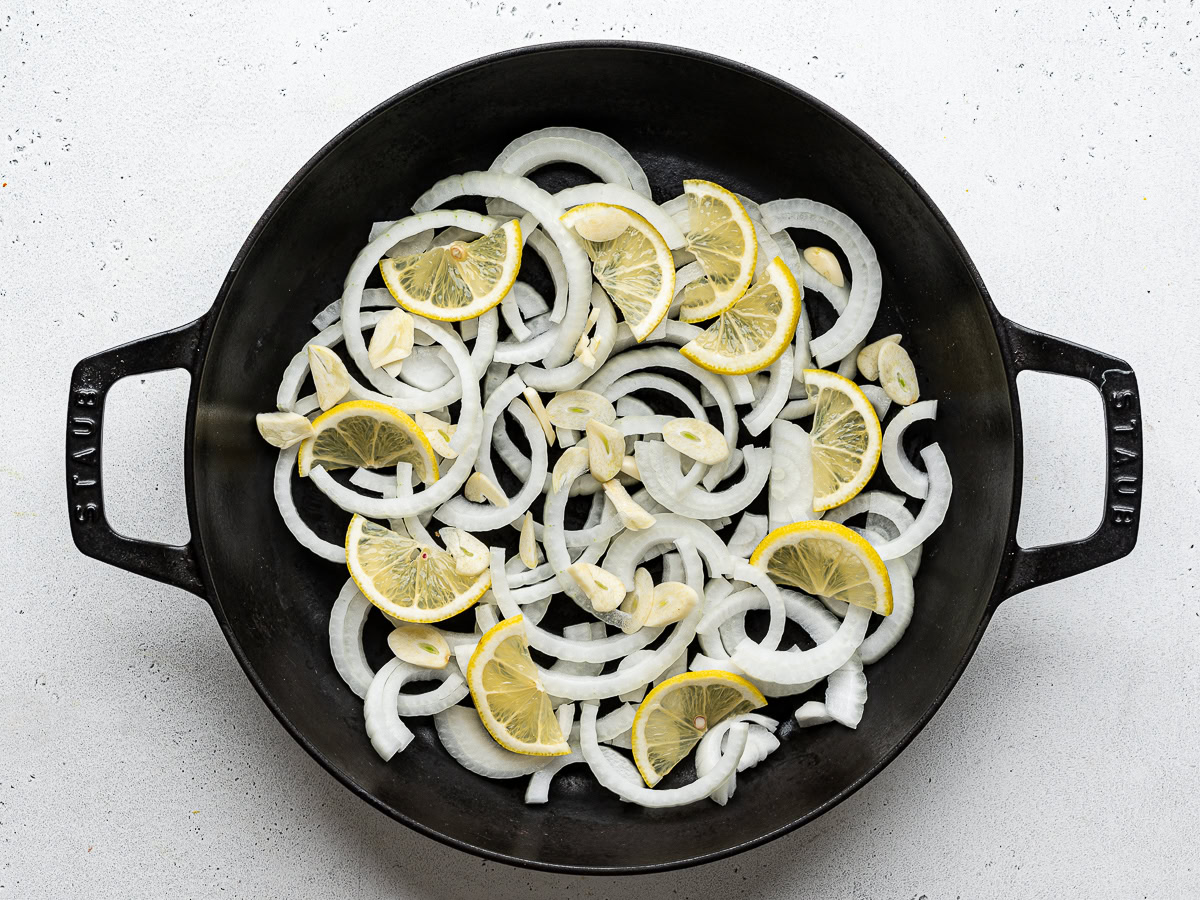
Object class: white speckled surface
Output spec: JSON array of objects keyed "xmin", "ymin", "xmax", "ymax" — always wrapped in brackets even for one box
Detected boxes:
[{"xmin": 2, "ymin": 1, "xmax": 1198, "ymax": 896}]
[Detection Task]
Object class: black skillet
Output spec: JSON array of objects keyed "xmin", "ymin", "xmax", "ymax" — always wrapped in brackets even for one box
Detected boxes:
[{"xmin": 66, "ymin": 42, "xmax": 1143, "ymax": 873}]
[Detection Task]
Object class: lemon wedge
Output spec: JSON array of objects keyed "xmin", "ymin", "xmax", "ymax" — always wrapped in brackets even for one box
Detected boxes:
[
  {"xmin": 802, "ymin": 368, "xmax": 882, "ymax": 511},
  {"xmin": 677, "ymin": 179, "xmax": 757, "ymax": 322},
  {"xmin": 346, "ymin": 515, "xmax": 490, "ymax": 623},
  {"xmin": 679, "ymin": 257, "xmax": 801, "ymax": 375},
  {"xmin": 466, "ymin": 616, "xmax": 571, "ymax": 756},
  {"xmin": 751, "ymin": 520, "xmax": 892, "ymax": 615},
  {"xmin": 379, "ymin": 219, "xmax": 522, "ymax": 321},
  {"xmin": 631, "ymin": 670, "xmax": 766, "ymax": 786},
  {"xmin": 561, "ymin": 203, "xmax": 674, "ymax": 341},
  {"xmin": 297, "ymin": 400, "xmax": 439, "ymax": 483}
]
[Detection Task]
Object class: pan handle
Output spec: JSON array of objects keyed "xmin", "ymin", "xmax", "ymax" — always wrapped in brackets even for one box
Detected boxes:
[
  {"xmin": 998, "ymin": 319, "xmax": 1142, "ymax": 600},
  {"xmin": 66, "ymin": 316, "xmax": 209, "ymax": 599}
]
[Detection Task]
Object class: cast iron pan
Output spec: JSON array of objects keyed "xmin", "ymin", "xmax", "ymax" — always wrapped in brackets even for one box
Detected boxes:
[{"xmin": 65, "ymin": 42, "xmax": 1143, "ymax": 873}]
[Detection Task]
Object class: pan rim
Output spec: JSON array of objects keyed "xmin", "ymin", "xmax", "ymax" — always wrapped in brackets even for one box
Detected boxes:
[{"xmin": 188, "ymin": 39, "xmax": 1020, "ymax": 875}]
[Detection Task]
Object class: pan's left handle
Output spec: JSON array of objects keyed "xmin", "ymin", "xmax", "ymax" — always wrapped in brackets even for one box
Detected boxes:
[{"xmin": 66, "ymin": 316, "xmax": 209, "ymax": 598}]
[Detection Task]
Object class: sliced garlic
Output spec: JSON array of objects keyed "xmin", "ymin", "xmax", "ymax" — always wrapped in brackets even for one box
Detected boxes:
[
  {"xmin": 618, "ymin": 566, "xmax": 655, "ymax": 634},
  {"xmin": 570, "ymin": 205, "xmax": 630, "ymax": 243},
  {"xmin": 551, "ymin": 445, "xmax": 589, "ymax": 493},
  {"xmin": 567, "ymin": 562, "xmax": 625, "ymax": 612},
  {"xmin": 546, "ymin": 389, "xmax": 616, "ymax": 430},
  {"xmin": 644, "ymin": 581, "xmax": 699, "ymax": 627},
  {"xmin": 388, "ymin": 625, "xmax": 450, "ymax": 669},
  {"xmin": 464, "ymin": 471, "xmax": 509, "ymax": 507},
  {"xmin": 878, "ymin": 341, "xmax": 920, "ymax": 406},
  {"xmin": 307, "ymin": 345, "xmax": 350, "ymax": 410},
  {"xmin": 255, "ymin": 411, "xmax": 315, "ymax": 448},
  {"xmin": 367, "ymin": 308, "xmax": 415, "ymax": 369},
  {"xmin": 662, "ymin": 417, "xmax": 729, "ymax": 465},
  {"xmin": 519, "ymin": 512, "xmax": 540, "ymax": 569},
  {"xmin": 619, "ymin": 455, "xmax": 641, "ymax": 481},
  {"xmin": 574, "ymin": 335, "xmax": 596, "ymax": 369},
  {"xmin": 856, "ymin": 334, "xmax": 902, "ymax": 382},
  {"xmin": 601, "ymin": 479, "xmax": 656, "ymax": 531},
  {"xmin": 584, "ymin": 306, "xmax": 601, "ymax": 334},
  {"xmin": 415, "ymin": 411, "xmax": 458, "ymax": 459},
  {"xmin": 803, "ymin": 246, "xmax": 845, "ymax": 288},
  {"xmin": 442, "ymin": 527, "xmax": 490, "ymax": 576},
  {"xmin": 586, "ymin": 419, "xmax": 624, "ymax": 482},
  {"xmin": 521, "ymin": 387, "xmax": 556, "ymax": 447}
]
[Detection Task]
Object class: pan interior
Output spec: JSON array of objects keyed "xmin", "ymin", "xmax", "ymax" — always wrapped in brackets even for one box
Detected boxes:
[{"xmin": 192, "ymin": 45, "xmax": 1014, "ymax": 871}]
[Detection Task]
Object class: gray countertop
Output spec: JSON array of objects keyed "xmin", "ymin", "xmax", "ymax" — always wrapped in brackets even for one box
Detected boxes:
[{"xmin": 2, "ymin": 1, "xmax": 1197, "ymax": 896}]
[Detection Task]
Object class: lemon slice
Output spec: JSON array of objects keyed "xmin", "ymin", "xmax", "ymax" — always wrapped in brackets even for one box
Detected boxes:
[
  {"xmin": 750, "ymin": 520, "xmax": 892, "ymax": 615},
  {"xmin": 346, "ymin": 514, "xmax": 490, "ymax": 623},
  {"xmin": 679, "ymin": 257, "xmax": 801, "ymax": 375},
  {"xmin": 466, "ymin": 615, "xmax": 571, "ymax": 756},
  {"xmin": 297, "ymin": 400, "xmax": 439, "ymax": 483},
  {"xmin": 379, "ymin": 219, "xmax": 522, "ymax": 322},
  {"xmin": 631, "ymin": 670, "xmax": 766, "ymax": 786},
  {"xmin": 560, "ymin": 203, "xmax": 674, "ymax": 341},
  {"xmin": 802, "ymin": 368, "xmax": 882, "ymax": 511},
  {"xmin": 677, "ymin": 179, "xmax": 757, "ymax": 322}
]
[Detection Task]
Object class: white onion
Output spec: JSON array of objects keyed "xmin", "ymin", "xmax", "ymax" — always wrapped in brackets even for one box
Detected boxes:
[
  {"xmin": 870, "ymin": 444, "xmax": 951, "ymax": 560},
  {"xmin": 603, "ymin": 515, "xmax": 732, "ymax": 591},
  {"xmin": 860, "ymin": 383, "xmax": 893, "ymax": 420},
  {"xmin": 274, "ymin": 445, "xmax": 345, "ymax": 563},
  {"xmin": 579, "ymin": 703, "xmax": 748, "ymax": 807},
  {"xmin": 882, "ymin": 399, "xmax": 939, "ymax": 498},
  {"xmin": 363, "ymin": 659, "xmax": 416, "ymax": 760},
  {"xmin": 518, "ymin": 285, "xmax": 617, "ymax": 391},
  {"xmin": 329, "ymin": 579, "xmax": 374, "ymax": 698},
  {"xmin": 636, "ymin": 441, "xmax": 771, "ymax": 520},
  {"xmin": 742, "ymin": 349, "xmax": 794, "ymax": 436},
  {"xmin": 490, "ymin": 126, "xmax": 651, "ymax": 198},
  {"xmin": 768, "ymin": 419, "xmax": 818, "ymax": 530},
  {"xmin": 434, "ymin": 706, "xmax": 551, "ymax": 778},
  {"xmin": 492, "ymin": 136, "xmax": 634, "ymax": 190},
  {"xmin": 858, "ymin": 559, "xmax": 915, "ymax": 665},
  {"xmin": 434, "ymin": 400, "xmax": 547, "ymax": 530},
  {"xmin": 759, "ymin": 199, "xmax": 881, "ymax": 366},
  {"xmin": 731, "ymin": 603, "xmax": 870, "ymax": 685}
]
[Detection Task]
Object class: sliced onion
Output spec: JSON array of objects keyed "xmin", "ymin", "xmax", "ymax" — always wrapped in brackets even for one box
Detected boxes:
[
  {"xmin": 603, "ymin": 515, "xmax": 732, "ymax": 590},
  {"xmin": 492, "ymin": 136, "xmax": 634, "ymax": 190},
  {"xmin": 858, "ymin": 559, "xmax": 915, "ymax": 665},
  {"xmin": 434, "ymin": 705, "xmax": 550, "ymax": 778},
  {"xmin": 363, "ymin": 659, "xmax": 415, "ymax": 760},
  {"xmin": 329, "ymin": 579, "xmax": 374, "ymax": 697},
  {"xmin": 606, "ymin": 372, "xmax": 707, "ymax": 421},
  {"xmin": 731, "ymin": 603, "xmax": 871, "ymax": 686},
  {"xmin": 636, "ymin": 441, "xmax": 771, "ymax": 520},
  {"xmin": 580, "ymin": 703, "xmax": 747, "ymax": 807},
  {"xmin": 768, "ymin": 419, "xmax": 818, "ymax": 530},
  {"xmin": 870, "ymin": 444, "xmax": 951, "ymax": 560},
  {"xmin": 490, "ymin": 126, "xmax": 651, "ymax": 198},
  {"xmin": 518, "ymin": 286, "xmax": 617, "ymax": 391},
  {"xmin": 794, "ymin": 701, "xmax": 834, "ymax": 727},
  {"xmin": 860, "ymin": 383, "xmax": 892, "ymax": 420},
  {"xmin": 554, "ymin": 183, "xmax": 686, "ymax": 249},
  {"xmin": 311, "ymin": 287, "xmax": 397, "ymax": 331},
  {"xmin": 882, "ymin": 400, "xmax": 939, "ymax": 498},
  {"xmin": 742, "ymin": 350, "xmax": 794, "ymax": 437},
  {"xmin": 824, "ymin": 490, "xmax": 922, "ymax": 576},
  {"xmin": 759, "ymin": 199, "xmax": 881, "ymax": 367},
  {"xmin": 412, "ymin": 172, "xmax": 590, "ymax": 367},
  {"xmin": 695, "ymin": 716, "xmax": 780, "ymax": 806},
  {"xmin": 434, "ymin": 400, "xmax": 547, "ymax": 530},
  {"xmin": 274, "ymin": 445, "xmax": 345, "ymax": 562}
]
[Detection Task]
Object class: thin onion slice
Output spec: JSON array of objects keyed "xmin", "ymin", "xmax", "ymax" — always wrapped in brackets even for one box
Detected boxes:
[
  {"xmin": 579, "ymin": 703, "xmax": 748, "ymax": 807},
  {"xmin": 329, "ymin": 579, "xmax": 374, "ymax": 698},
  {"xmin": 434, "ymin": 705, "xmax": 551, "ymax": 778},
  {"xmin": 759, "ymin": 199, "xmax": 881, "ymax": 366},
  {"xmin": 858, "ymin": 559, "xmax": 915, "ymax": 665},
  {"xmin": 274, "ymin": 445, "xmax": 345, "ymax": 563},
  {"xmin": 742, "ymin": 349, "xmax": 794, "ymax": 437},
  {"xmin": 870, "ymin": 444, "xmax": 951, "ymax": 560},
  {"xmin": 363, "ymin": 659, "xmax": 415, "ymax": 761},
  {"xmin": 767, "ymin": 419, "xmax": 818, "ymax": 529},
  {"xmin": 490, "ymin": 127, "xmax": 652, "ymax": 198},
  {"xmin": 492, "ymin": 136, "xmax": 634, "ymax": 190},
  {"xmin": 882, "ymin": 399, "xmax": 939, "ymax": 498},
  {"xmin": 731, "ymin": 603, "xmax": 871, "ymax": 686},
  {"xmin": 635, "ymin": 441, "xmax": 771, "ymax": 520}
]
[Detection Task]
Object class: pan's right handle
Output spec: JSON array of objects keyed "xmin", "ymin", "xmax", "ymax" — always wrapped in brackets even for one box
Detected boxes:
[
  {"xmin": 997, "ymin": 320, "xmax": 1142, "ymax": 600},
  {"xmin": 66, "ymin": 316, "xmax": 209, "ymax": 598}
]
